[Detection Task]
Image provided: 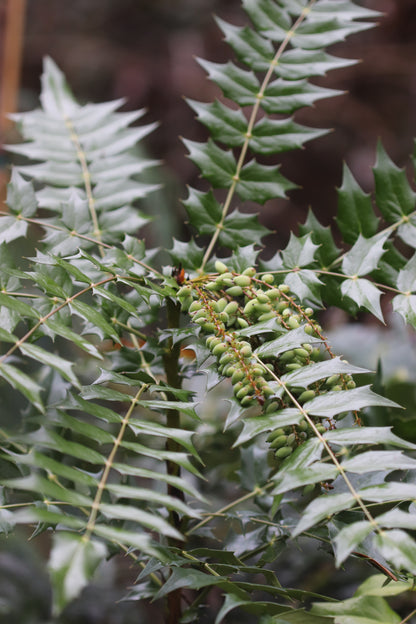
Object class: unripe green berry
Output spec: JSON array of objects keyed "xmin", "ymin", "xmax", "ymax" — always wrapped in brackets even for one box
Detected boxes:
[
  {"xmin": 240, "ymin": 344, "xmax": 252, "ymax": 359},
  {"xmin": 221, "ymin": 278, "xmax": 234, "ymax": 287},
  {"xmin": 304, "ymin": 307, "xmax": 314, "ymax": 317},
  {"xmin": 331, "ymin": 384, "xmax": 343, "ymax": 392},
  {"xmin": 234, "ymin": 275, "xmax": 251, "ymax": 288},
  {"xmin": 215, "ymin": 260, "xmax": 228, "ymax": 274},
  {"xmin": 254, "ymin": 304, "xmax": 272, "ymax": 316},
  {"xmin": 326, "ymin": 375, "xmax": 340, "ymax": 387},
  {"xmin": 194, "ymin": 316, "xmax": 208, "ymax": 326},
  {"xmin": 225, "ymin": 364, "xmax": 236, "ymax": 377},
  {"xmin": 177, "ymin": 285, "xmax": 192, "ymax": 298},
  {"xmin": 193, "ymin": 308, "xmax": 208, "ymax": 320},
  {"xmin": 294, "ymin": 348, "xmax": 309, "ymax": 359},
  {"xmin": 231, "ymin": 369, "xmax": 245, "ymax": 385},
  {"xmin": 241, "ymin": 394, "xmax": 254, "ymax": 407},
  {"xmin": 278, "ymin": 284, "xmax": 290, "ymax": 294},
  {"xmin": 304, "ymin": 324, "xmax": 313, "ymax": 335},
  {"xmin": 203, "ymin": 322, "xmax": 216, "ymax": 332},
  {"xmin": 282, "ymin": 308, "xmax": 292, "ymax": 318},
  {"xmin": 267, "ymin": 288, "xmax": 281, "ymax": 300},
  {"xmin": 243, "ymin": 267, "xmax": 256, "ymax": 277},
  {"xmin": 266, "ymin": 428, "xmax": 285, "ymax": 443},
  {"xmin": 212, "ymin": 342, "xmax": 228, "ymax": 357},
  {"xmin": 262, "ymin": 384, "xmax": 274, "ymax": 397},
  {"xmin": 255, "ymin": 291, "xmax": 270, "ymax": 304},
  {"xmin": 286, "ymin": 363, "xmax": 302, "ymax": 371},
  {"xmin": 205, "ymin": 281, "xmax": 221, "ymax": 291},
  {"xmin": 236, "ymin": 384, "xmax": 251, "ymax": 399},
  {"xmin": 214, "ymin": 297, "xmax": 228, "ymax": 312},
  {"xmin": 302, "ymin": 343, "xmax": 313, "ymax": 354},
  {"xmin": 269, "ymin": 434, "xmax": 288, "ymax": 449},
  {"xmin": 180, "ymin": 297, "xmax": 193, "ymax": 311},
  {"xmin": 288, "ymin": 316, "xmax": 300, "ymax": 330},
  {"xmin": 224, "ymin": 301, "xmax": 239, "ymax": 316},
  {"xmin": 262, "ymin": 273, "xmax": 274, "ymax": 284},
  {"xmin": 206, "ymin": 336, "xmax": 221, "ymax": 348},
  {"xmin": 233, "ymin": 381, "xmax": 244, "ymax": 395},
  {"xmin": 346, "ymin": 380, "xmax": 356, "ymax": 389},
  {"xmin": 276, "ymin": 301, "xmax": 289, "ymax": 312},
  {"xmin": 243, "ymin": 299, "xmax": 257, "ymax": 315},
  {"xmin": 236, "ymin": 317, "xmax": 249, "ymax": 329},
  {"xmin": 219, "ymin": 351, "xmax": 235, "ymax": 365},
  {"xmin": 226, "ymin": 286, "xmax": 243, "ymax": 297},
  {"xmin": 189, "ymin": 300, "xmax": 203, "ymax": 313},
  {"xmin": 266, "ymin": 401, "xmax": 280, "ymax": 414},
  {"xmin": 286, "ymin": 433, "xmax": 296, "ymax": 446},
  {"xmin": 310, "ymin": 348, "xmax": 321, "ymax": 361},
  {"xmin": 220, "ymin": 272, "xmax": 233, "ymax": 281},
  {"xmin": 259, "ymin": 311, "xmax": 276, "ymax": 322},
  {"xmin": 298, "ymin": 420, "xmax": 308, "ymax": 432},
  {"xmin": 279, "ymin": 350, "xmax": 295, "ymax": 363},
  {"xmin": 298, "ymin": 389, "xmax": 316, "ymax": 403},
  {"xmin": 275, "ymin": 446, "xmax": 293, "ymax": 459},
  {"xmin": 218, "ymin": 311, "xmax": 229, "ymax": 324},
  {"xmin": 316, "ymin": 425, "xmax": 327, "ymax": 434}
]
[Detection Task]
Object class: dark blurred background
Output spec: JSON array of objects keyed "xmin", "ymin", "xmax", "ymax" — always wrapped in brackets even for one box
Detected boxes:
[{"xmin": 1, "ymin": 1, "xmax": 416, "ymax": 623}]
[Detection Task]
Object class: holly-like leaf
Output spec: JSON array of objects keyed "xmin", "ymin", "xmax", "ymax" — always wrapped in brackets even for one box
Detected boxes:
[
  {"xmin": 304, "ymin": 386, "xmax": 400, "ymax": 419},
  {"xmin": 337, "ymin": 163, "xmax": 379, "ymax": 244},
  {"xmin": 221, "ymin": 210, "xmax": 270, "ymax": 248},
  {"xmin": 49, "ymin": 532, "xmax": 107, "ymax": 614},
  {"xmin": 342, "ymin": 233, "xmax": 388, "ymax": 277},
  {"xmin": 299, "ymin": 210, "xmax": 340, "ymax": 267},
  {"xmin": 183, "ymin": 139, "xmax": 236, "ymax": 188},
  {"xmin": 187, "ymin": 99, "xmax": 247, "ymax": 148},
  {"xmin": 196, "ymin": 59, "xmax": 260, "ymax": 108},
  {"xmin": 183, "ymin": 188, "xmax": 222, "ymax": 237},
  {"xmin": 284, "ymin": 269, "xmax": 323, "ymax": 306},
  {"xmin": 236, "ymin": 160, "xmax": 296, "ymax": 203},
  {"xmin": 341, "ymin": 277, "xmax": 384, "ymax": 322},
  {"xmin": 373, "ymin": 141, "xmax": 416, "ymax": 223},
  {"xmin": 282, "ymin": 233, "xmax": 319, "ymax": 268}
]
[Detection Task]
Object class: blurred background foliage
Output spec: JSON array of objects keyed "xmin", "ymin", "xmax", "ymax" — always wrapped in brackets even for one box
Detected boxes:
[{"xmin": 1, "ymin": 1, "xmax": 416, "ymax": 622}]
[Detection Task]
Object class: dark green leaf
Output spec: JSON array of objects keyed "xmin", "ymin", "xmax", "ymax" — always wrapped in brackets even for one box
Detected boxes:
[
  {"xmin": 342, "ymin": 234, "xmax": 388, "ymax": 277},
  {"xmin": 373, "ymin": 141, "xmax": 416, "ymax": 223},
  {"xmin": 336, "ymin": 163, "xmax": 379, "ymax": 244},
  {"xmin": 341, "ymin": 277, "xmax": 384, "ymax": 322},
  {"xmin": 237, "ymin": 160, "xmax": 295, "ymax": 203},
  {"xmin": 183, "ymin": 139, "xmax": 236, "ymax": 187},
  {"xmin": 0, "ymin": 362, "xmax": 44, "ymax": 412},
  {"xmin": 299, "ymin": 210, "xmax": 341, "ymax": 267}
]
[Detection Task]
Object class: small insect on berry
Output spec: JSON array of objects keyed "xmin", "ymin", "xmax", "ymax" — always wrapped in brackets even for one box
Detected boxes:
[{"xmin": 172, "ymin": 264, "xmax": 186, "ymax": 286}]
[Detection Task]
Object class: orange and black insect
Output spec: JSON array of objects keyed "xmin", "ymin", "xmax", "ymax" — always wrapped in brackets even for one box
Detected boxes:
[{"xmin": 172, "ymin": 264, "xmax": 186, "ymax": 286}]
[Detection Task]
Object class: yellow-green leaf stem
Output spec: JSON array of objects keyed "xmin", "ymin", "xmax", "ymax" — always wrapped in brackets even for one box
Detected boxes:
[
  {"xmin": 199, "ymin": 0, "xmax": 317, "ymax": 272},
  {"xmin": 83, "ymin": 384, "xmax": 149, "ymax": 542},
  {"xmin": 64, "ymin": 116, "xmax": 104, "ymax": 257}
]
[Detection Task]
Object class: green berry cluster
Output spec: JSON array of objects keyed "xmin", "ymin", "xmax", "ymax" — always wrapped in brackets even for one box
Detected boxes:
[{"xmin": 177, "ymin": 261, "xmax": 356, "ymax": 468}]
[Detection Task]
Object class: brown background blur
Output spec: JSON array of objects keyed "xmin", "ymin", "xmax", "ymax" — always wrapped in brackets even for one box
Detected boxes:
[{"xmin": 1, "ymin": 0, "xmax": 416, "ymax": 248}]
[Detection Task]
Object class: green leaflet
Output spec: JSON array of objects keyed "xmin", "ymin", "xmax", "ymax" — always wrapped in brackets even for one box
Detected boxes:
[
  {"xmin": 49, "ymin": 533, "xmax": 107, "ymax": 615},
  {"xmin": 337, "ymin": 164, "xmax": 380, "ymax": 244},
  {"xmin": 303, "ymin": 386, "xmax": 400, "ymax": 419},
  {"xmin": 373, "ymin": 141, "xmax": 416, "ymax": 223}
]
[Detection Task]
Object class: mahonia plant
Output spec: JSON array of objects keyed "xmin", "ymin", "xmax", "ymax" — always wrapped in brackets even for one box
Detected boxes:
[{"xmin": 1, "ymin": 1, "xmax": 416, "ymax": 623}]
